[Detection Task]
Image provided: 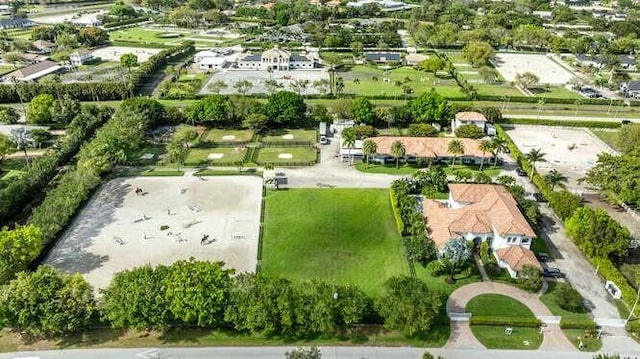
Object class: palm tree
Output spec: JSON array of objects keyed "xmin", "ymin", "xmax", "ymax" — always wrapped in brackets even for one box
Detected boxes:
[
  {"xmin": 447, "ymin": 139, "xmax": 465, "ymax": 169},
  {"xmin": 342, "ymin": 131, "xmax": 357, "ymax": 166},
  {"xmin": 390, "ymin": 140, "xmax": 406, "ymax": 169},
  {"xmin": 362, "ymin": 139, "xmax": 377, "ymax": 168},
  {"xmin": 491, "ymin": 136, "xmax": 507, "ymax": 168},
  {"xmin": 524, "ymin": 148, "xmax": 546, "ymax": 179},
  {"xmin": 544, "ymin": 170, "xmax": 568, "ymax": 190},
  {"xmin": 478, "ymin": 139, "xmax": 494, "ymax": 171}
]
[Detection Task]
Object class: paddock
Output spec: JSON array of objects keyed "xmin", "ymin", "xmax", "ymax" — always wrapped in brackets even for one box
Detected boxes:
[
  {"xmin": 492, "ymin": 53, "xmax": 574, "ymax": 86},
  {"xmin": 44, "ymin": 175, "xmax": 262, "ymax": 290}
]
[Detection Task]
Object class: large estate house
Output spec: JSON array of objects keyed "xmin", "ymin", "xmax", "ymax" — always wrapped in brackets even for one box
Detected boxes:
[
  {"xmin": 237, "ymin": 46, "xmax": 316, "ymax": 70},
  {"xmin": 423, "ymin": 184, "xmax": 540, "ymax": 278}
]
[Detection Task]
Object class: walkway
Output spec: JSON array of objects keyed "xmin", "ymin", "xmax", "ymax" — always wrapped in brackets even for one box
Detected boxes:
[{"xmin": 445, "ymin": 282, "xmax": 574, "ymax": 351}]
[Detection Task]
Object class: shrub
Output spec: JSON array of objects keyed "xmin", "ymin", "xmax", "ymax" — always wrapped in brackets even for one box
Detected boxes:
[
  {"xmin": 554, "ymin": 283, "xmax": 586, "ymax": 313},
  {"xmin": 548, "ymin": 190, "xmax": 584, "ymax": 221},
  {"xmin": 470, "ymin": 316, "xmax": 542, "ymax": 327},
  {"xmin": 454, "ymin": 124, "xmax": 485, "ymax": 139},
  {"xmin": 408, "ymin": 123, "xmax": 438, "ymax": 137},
  {"xmin": 342, "ymin": 124, "xmax": 378, "ymax": 140},
  {"xmin": 559, "ymin": 317, "xmax": 596, "ymax": 330},
  {"xmin": 516, "ymin": 265, "xmax": 543, "ymax": 293}
]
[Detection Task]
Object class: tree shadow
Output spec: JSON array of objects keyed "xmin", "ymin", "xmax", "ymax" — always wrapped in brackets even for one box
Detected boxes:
[{"xmin": 537, "ymin": 212, "xmax": 564, "ymax": 260}]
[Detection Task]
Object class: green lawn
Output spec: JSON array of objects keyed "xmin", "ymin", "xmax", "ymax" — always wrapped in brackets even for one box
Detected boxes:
[
  {"xmin": 129, "ymin": 144, "xmax": 167, "ymax": 166},
  {"xmin": 475, "ymin": 83, "xmax": 524, "ymax": 97},
  {"xmin": 470, "ymin": 325, "xmax": 542, "ymax": 349},
  {"xmin": 339, "ymin": 65, "xmax": 463, "ymax": 98},
  {"xmin": 110, "ymin": 27, "xmax": 192, "ymax": 46},
  {"xmin": 261, "ymin": 129, "xmax": 317, "ymax": 143},
  {"xmin": 185, "ymin": 147, "xmax": 247, "ymax": 165},
  {"xmin": 591, "ymin": 129, "xmax": 620, "ymax": 151},
  {"xmin": 139, "ymin": 169, "xmax": 184, "ymax": 176},
  {"xmin": 166, "ymin": 73, "xmax": 210, "ymax": 97},
  {"xmin": 256, "ymin": 147, "xmax": 317, "ymax": 164},
  {"xmin": 205, "ymin": 129, "xmax": 254, "ymax": 143},
  {"xmin": 466, "ymin": 294, "xmax": 535, "ymax": 318},
  {"xmin": 355, "ymin": 163, "xmax": 501, "ymax": 177},
  {"xmin": 539, "ymin": 282, "xmax": 591, "ymax": 320},
  {"xmin": 261, "ymin": 189, "xmax": 407, "ymax": 296},
  {"xmin": 563, "ymin": 328, "xmax": 602, "ymax": 352},
  {"xmin": 533, "ymin": 86, "xmax": 582, "ymax": 100}
]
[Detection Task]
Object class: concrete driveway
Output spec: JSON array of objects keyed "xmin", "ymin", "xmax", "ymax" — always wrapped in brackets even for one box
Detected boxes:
[{"xmin": 276, "ymin": 134, "xmax": 402, "ymax": 189}]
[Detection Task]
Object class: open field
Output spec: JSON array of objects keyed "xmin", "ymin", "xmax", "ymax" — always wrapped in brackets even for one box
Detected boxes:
[
  {"xmin": 186, "ymin": 147, "xmax": 247, "ymax": 165},
  {"xmin": 256, "ymin": 147, "xmax": 317, "ymax": 164},
  {"xmin": 110, "ymin": 27, "xmax": 193, "ymax": 46},
  {"xmin": 532, "ymin": 86, "xmax": 581, "ymax": 100},
  {"xmin": 492, "ymin": 53, "xmax": 574, "ymax": 86},
  {"xmin": 45, "ymin": 176, "xmax": 262, "ymax": 290},
  {"xmin": 261, "ymin": 189, "xmax": 407, "ymax": 295},
  {"xmin": 591, "ymin": 129, "xmax": 620, "ymax": 151},
  {"xmin": 505, "ymin": 126, "xmax": 616, "ymax": 190},
  {"xmin": 339, "ymin": 65, "xmax": 463, "ymax": 98},
  {"xmin": 466, "ymin": 294, "xmax": 535, "ymax": 318},
  {"xmin": 91, "ymin": 46, "xmax": 161, "ymax": 62}
]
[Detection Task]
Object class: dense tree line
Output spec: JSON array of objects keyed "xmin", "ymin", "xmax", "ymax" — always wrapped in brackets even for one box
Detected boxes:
[
  {"xmin": 0, "ymin": 260, "xmax": 444, "ymax": 339},
  {"xmin": 0, "ymin": 103, "xmax": 113, "ymax": 227}
]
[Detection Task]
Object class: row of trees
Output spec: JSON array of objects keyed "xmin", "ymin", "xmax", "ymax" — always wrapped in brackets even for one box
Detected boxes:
[{"xmin": 0, "ymin": 261, "xmax": 445, "ymax": 339}]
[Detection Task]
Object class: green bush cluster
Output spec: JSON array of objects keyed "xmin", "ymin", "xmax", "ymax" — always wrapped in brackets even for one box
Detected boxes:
[
  {"xmin": 559, "ymin": 317, "xmax": 597, "ymax": 330},
  {"xmin": 476, "ymin": 94, "xmax": 628, "ymax": 106},
  {"xmin": 102, "ymin": 17, "xmax": 150, "ymax": 28},
  {"xmin": 130, "ymin": 41, "xmax": 196, "ymax": 93},
  {"xmin": 470, "ymin": 316, "xmax": 542, "ymax": 327},
  {"xmin": 0, "ymin": 82, "xmax": 128, "ymax": 103},
  {"xmin": 498, "ymin": 118, "xmax": 622, "ymax": 129},
  {"xmin": 554, "ymin": 283, "xmax": 587, "ymax": 313},
  {"xmin": 0, "ymin": 105, "xmax": 113, "ymax": 224}
]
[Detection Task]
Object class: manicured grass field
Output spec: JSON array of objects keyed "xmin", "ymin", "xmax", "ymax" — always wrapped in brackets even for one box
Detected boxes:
[
  {"xmin": 533, "ymin": 86, "xmax": 582, "ymax": 100},
  {"xmin": 261, "ymin": 129, "xmax": 317, "ymax": 143},
  {"xmin": 470, "ymin": 325, "xmax": 542, "ymax": 349},
  {"xmin": 261, "ymin": 189, "xmax": 407, "ymax": 296},
  {"xmin": 466, "ymin": 294, "xmax": 535, "ymax": 318},
  {"xmin": 110, "ymin": 27, "xmax": 192, "ymax": 45},
  {"xmin": 539, "ymin": 282, "xmax": 591, "ymax": 320},
  {"xmin": 591, "ymin": 129, "xmax": 620, "ymax": 151},
  {"xmin": 414, "ymin": 260, "xmax": 482, "ymax": 295},
  {"xmin": 185, "ymin": 147, "xmax": 246, "ymax": 165},
  {"xmin": 475, "ymin": 83, "xmax": 524, "ymax": 97},
  {"xmin": 339, "ymin": 65, "xmax": 463, "ymax": 98},
  {"xmin": 205, "ymin": 129, "xmax": 254, "ymax": 143},
  {"xmin": 256, "ymin": 147, "xmax": 317, "ymax": 164}
]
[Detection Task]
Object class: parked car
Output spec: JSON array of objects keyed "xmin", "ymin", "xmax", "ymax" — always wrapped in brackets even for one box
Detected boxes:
[
  {"xmin": 533, "ymin": 193, "xmax": 547, "ymax": 202},
  {"xmin": 542, "ymin": 267, "xmax": 563, "ymax": 278},
  {"xmin": 536, "ymin": 252, "xmax": 550, "ymax": 262},
  {"xmin": 516, "ymin": 167, "xmax": 527, "ymax": 176}
]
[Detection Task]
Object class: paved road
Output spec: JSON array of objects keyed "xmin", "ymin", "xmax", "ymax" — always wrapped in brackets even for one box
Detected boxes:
[
  {"xmin": 0, "ymin": 346, "xmax": 624, "ymax": 359},
  {"xmin": 446, "ymin": 282, "xmax": 573, "ymax": 351}
]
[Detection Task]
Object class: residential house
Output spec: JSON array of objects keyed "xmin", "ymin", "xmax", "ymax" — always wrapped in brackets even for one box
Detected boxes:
[
  {"xmin": 365, "ymin": 52, "xmax": 402, "ymax": 64},
  {"xmin": 574, "ymin": 54, "xmax": 636, "ymax": 70},
  {"xmin": 31, "ymin": 40, "xmax": 56, "ymax": 54},
  {"xmin": 4, "ymin": 60, "xmax": 63, "ymax": 82},
  {"xmin": 451, "ymin": 111, "xmax": 488, "ymax": 132},
  {"xmin": 22, "ymin": 53, "xmax": 49, "ymax": 64},
  {"xmin": 354, "ymin": 136, "xmax": 493, "ymax": 165},
  {"xmin": 237, "ymin": 46, "xmax": 316, "ymax": 70},
  {"xmin": 69, "ymin": 49, "xmax": 93, "ymax": 66},
  {"xmin": 422, "ymin": 183, "xmax": 540, "ymax": 278}
]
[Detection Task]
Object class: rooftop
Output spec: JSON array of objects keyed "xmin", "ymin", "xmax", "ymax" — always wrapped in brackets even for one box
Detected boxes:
[
  {"xmin": 496, "ymin": 245, "xmax": 541, "ymax": 272},
  {"xmin": 369, "ymin": 136, "xmax": 491, "ymax": 158},
  {"xmin": 455, "ymin": 111, "xmax": 487, "ymax": 122},
  {"xmin": 422, "ymin": 184, "xmax": 536, "ymax": 248}
]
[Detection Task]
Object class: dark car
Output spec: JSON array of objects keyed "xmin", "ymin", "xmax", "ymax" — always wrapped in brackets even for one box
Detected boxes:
[
  {"xmin": 533, "ymin": 193, "xmax": 547, "ymax": 202},
  {"xmin": 542, "ymin": 267, "xmax": 563, "ymax": 278},
  {"xmin": 536, "ymin": 252, "xmax": 550, "ymax": 262},
  {"xmin": 516, "ymin": 167, "xmax": 527, "ymax": 176}
]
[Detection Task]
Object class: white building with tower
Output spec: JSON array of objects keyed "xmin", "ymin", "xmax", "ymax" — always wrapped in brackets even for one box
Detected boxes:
[{"xmin": 237, "ymin": 46, "xmax": 316, "ymax": 71}]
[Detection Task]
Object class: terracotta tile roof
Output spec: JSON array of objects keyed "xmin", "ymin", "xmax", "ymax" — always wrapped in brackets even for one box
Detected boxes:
[
  {"xmin": 496, "ymin": 245, "xmax": 542, "ymax": 272},
  {"xmin": 369, "ymin": 136, "xmax": 491, "ymax": 158},
  {"xmin": 455, "ymin": 111, "xmax": 487, "ymax": 122},
  {"xmin": 422, "ymin": 184, "xmax": 536, "ymax": 248},
  {"xmin": 32, "ymin": 40, "xmax": 55, "ymax": 49}
]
